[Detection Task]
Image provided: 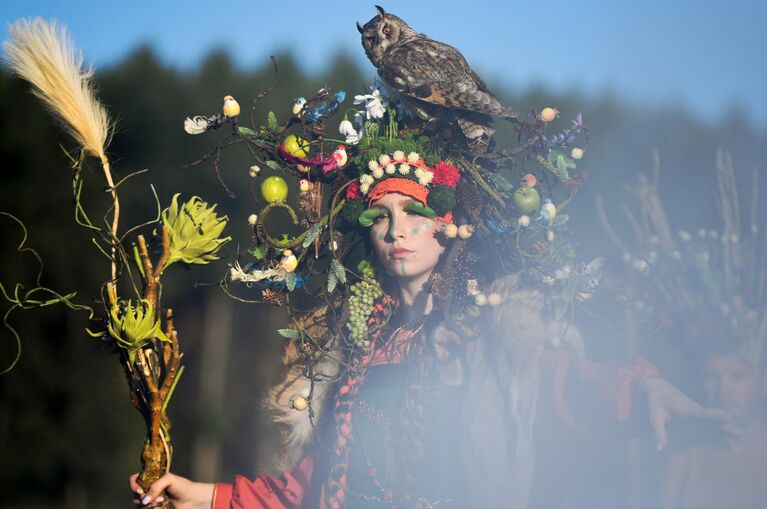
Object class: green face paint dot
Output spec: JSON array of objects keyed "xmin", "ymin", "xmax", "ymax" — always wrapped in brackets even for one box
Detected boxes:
[
  {"xmin": 399, "ymin": 260, "xmax": 406, "ymax": 275},
  {"xmin": 412, "ymin": 228, "xmax": 420, "ymax": 235},
  {"xmin": 423, "ymin": 221, "xmax": 431, "ymax": 229},
  {"xmin": 378, "ymin": 234, "xmax": 385, "ymax": 240}
]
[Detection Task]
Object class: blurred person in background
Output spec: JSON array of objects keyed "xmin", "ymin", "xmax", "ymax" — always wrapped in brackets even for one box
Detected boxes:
[{"xmin": 662, "ymin": 332, "xmax": 767, "ymax": 509}]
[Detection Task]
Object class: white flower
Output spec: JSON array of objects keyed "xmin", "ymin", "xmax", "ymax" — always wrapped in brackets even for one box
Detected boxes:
[
  {"xmin": 414, "ymin": 168, "xmax": 433, "ymax": 186},
  {"xmin": 554, "ymin": 265, "xmax": 572, "ymax": 280},
  {"xmin": 518, "ymin": 215, "xmax": 531, "ymax": 227},
  {"xmin": 385, "ymin": 163, "xmax": 397, "ymax": 174},
  {"xmin": 399, "ymin": 163, "xmax": 410, "ymax": 175},
  {"xmin": 249, "ymin": 165, "xmax": 260, "ymax": 177},
  {"xmin": 546, "ymin": 230, "xmax": 554, "ymax": 241},
  {"xmin": 368, "ymin": 160, "xmax": 380, "ymax": 172},
  {"xmin": 372, "ymin": 166, "xmax": 384, "ymax": 179},
  {"xmin": 360, "ymin": 174, "xmax": 375, "ymax": 186},
  {"xmin": 570, "ymin": 147, "xmax": 584, "ymax": 160},
  {"xmin": 339, "ymin": 119, "xmax": 362, "ymax": 145},
  {"xmin": 360, "ymin": 183, "xmax": 371, "ymax": 195},
  {"xmin": 184, "ymin": 116, "xmax": 210, "ymax": 135},
  {"xmin": 378, "ymin": 154, "xmax": 391, "ymax": 165},
  {"xmin": 698, "ymin": 228, "xmax": 707, "ymax": 238},
  {"xmin": 372, "ymin": 79, "xmax": 390, "ymax": 99},
  {"xmin": 407, "ymin": 152, "xmax": 420, "ymax": 163},
  {"xmin": 677, "ymin": 230, "xmax": 692, "ymax": 242},
  {"xmin": 392, "ymin": 150, "xmax": 405, "ymax": 162},
  {"xmin": 247, "ymin": 214, "xmax": 258, "ymax": 226},
  {"xmin": 353, "ymin": 89, "xmax": 387, "ymax": 120},
  {"xmin": 632, "ymin": 259, "xmax": 649, "ymax": 272}
]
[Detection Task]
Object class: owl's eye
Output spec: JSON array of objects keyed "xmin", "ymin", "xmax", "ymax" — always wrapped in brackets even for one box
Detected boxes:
[{"xmin": 382, "ymin": 24, "xmax": 391, "ymax": 36}]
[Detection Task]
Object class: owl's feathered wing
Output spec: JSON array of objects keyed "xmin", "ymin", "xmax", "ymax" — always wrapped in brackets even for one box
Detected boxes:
[{"xmin": 378, "ymin": 37, "xmax": 517, "ymax": 120}]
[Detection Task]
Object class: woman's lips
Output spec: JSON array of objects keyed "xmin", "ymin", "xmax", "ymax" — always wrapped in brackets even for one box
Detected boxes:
[{"xmin": 389, "ymin": 247, "xmax": 414, "ymax": 259}]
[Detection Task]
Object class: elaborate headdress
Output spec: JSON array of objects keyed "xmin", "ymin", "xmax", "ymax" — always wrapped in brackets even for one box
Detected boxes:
[
  {"xmin": 181, "ymin": 77, "xmax": 591, "ymax": 342},
  {"xmin": 342, "ymin": 150, "xmax": 461, "ymax": 226}
]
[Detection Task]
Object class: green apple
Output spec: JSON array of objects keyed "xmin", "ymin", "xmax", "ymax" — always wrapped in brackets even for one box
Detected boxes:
[
  {"xmin": 513, "ymin": 187, "xmax": 540, "ymax": 212},
  {"xmin": 261, "ymin": 176, "xmax": 289, "ymax": 203}
]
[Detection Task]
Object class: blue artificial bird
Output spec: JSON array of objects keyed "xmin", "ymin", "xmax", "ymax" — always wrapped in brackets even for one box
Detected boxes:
[{"xmin": 302, "ymin": 91, "xmax": 346, "ymax": 124}]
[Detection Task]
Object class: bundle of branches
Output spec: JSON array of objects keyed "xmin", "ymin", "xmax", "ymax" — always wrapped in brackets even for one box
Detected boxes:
[
  {"xmin": 600, "ymin": 149, "xmax": 767, "ymax": 360},
  {"xmin": 3, "ymin": 19, "xmax": 230, "ymax": 496}
]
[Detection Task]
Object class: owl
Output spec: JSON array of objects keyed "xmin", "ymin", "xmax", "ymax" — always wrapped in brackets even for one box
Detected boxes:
[{"xmin": 358, "ymin": 6, "xmax": 516, "ymax": 146}]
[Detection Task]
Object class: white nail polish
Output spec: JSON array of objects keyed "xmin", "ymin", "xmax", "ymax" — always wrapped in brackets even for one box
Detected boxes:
[{"xmin": 142, "ymin": 495, "xmax": 152, "ymax": 505}]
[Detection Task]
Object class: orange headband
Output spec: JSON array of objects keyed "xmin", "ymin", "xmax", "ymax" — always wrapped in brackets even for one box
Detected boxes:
[
  {"xmin": 367, "ymin": 178, "xmax": 428, "ymax": 204},
  {"xmin": 366, "ymin": 177, "xmax": 454, "ymax": 223}
]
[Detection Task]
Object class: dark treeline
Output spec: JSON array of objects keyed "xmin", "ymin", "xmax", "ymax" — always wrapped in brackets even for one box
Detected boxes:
[{"xmin": 0, "ymin": 47, "xmax": 765, "ymax": 508}]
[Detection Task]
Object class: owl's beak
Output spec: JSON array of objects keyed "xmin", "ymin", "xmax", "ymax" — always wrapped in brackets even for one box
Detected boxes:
[{"xmin": 357, "ymin": 21, "xmax": 364, "ymax": 34}]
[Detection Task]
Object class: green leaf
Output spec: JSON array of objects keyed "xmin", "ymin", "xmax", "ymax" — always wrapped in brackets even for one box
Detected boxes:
[
  {"xmin": 238, "ymin": 126, "xmax": 257, "ymax": 137},
  {"xmin": 302, "ymin": 224, "xmax": 322, "ymax": 248},
  {"xmin": 553, "ymin": 214, "xmax": 570, "ymax": 226},
  {"xmin": 251, "ymin": 244, "xmax": 268, "ymax": 260},
  {"xmin": 286, "ymin": 272, "xmax": 297, "ymax": 291},
  {"xmin": 267, "ymin": 111, "xmax": 278, "ymax": 131},
  {"xmin": 554, "ymin": 300, "xmax": 569, "ymax": 321},
  {"xmin": 266, "ymin": 160, "xmax": 280, "ymax": 170},
  {"xmin": 491, "ymin": 174, "xmax": 514, "ymax": 194},
  {"xmin": 327, "ymin": 270, "xmax": 338, "ymax": 293},
  {"xmin": 555, "ymin": 155, "xmax": 570, "ymax": 181},
  {"xmin": 277, "ymin": 328, "xmax": 301, "ymax": 340},
  {"xmin": 331, "ymin": 258, "xmax": 346, "ymax": 284}
]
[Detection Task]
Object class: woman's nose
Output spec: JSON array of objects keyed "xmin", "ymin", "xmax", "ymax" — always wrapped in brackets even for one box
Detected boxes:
[{"xmin": 387, "ymin": 214, "xmax": 406, "ymax": 240}]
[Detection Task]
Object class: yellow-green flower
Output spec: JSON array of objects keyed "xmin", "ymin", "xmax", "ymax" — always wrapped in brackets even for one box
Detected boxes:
[
  {"xmin": 162, "ymin": 194, "xmax": 230, "ymax": 266},
  {"xmin": 107, "ymin": 299, "xmax": 168, "ymax": 363}
]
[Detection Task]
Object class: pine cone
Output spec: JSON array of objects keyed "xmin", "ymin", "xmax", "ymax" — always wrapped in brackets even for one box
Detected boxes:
[
  {"xmin": 262, "ymin": 289, "xmax": 285, "ymax": 306},
  {"xmin": 457, "ymin": 180, "xmax": 483, "ymax": 216}
]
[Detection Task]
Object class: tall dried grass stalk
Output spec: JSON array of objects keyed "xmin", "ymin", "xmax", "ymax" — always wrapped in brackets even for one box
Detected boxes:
[{"xmin": 4, "ymin": 18, "xmax": 120, "ymax": 291}]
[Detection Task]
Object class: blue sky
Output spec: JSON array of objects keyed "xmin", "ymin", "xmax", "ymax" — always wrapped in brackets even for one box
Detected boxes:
[{"xmin": 3, "ymin": 0, "xmax": 766, "ymax": 129}]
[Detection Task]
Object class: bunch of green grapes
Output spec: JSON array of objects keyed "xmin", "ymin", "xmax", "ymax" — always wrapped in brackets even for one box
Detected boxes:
[{"xmin": 346, "ymin": 261, "xmax": 383, "ymax": 348}]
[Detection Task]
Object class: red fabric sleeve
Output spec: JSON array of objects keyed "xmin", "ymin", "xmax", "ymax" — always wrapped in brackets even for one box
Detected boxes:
[
  {"xmin": 212, "ymin": 454, "xmax": 314, "ymax": 509},
  {"xmin": 538, "ymin": 347, "xmax": 660, "ymax": 433}
]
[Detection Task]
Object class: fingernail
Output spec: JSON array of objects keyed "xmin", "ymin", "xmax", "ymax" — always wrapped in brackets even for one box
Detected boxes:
[
  {"xmin": 156, "ymin": 497, "xmax": 164, "ymax": 504},
  {"xmin": 136, "ymin": 487, "xmax": 144, "ymax": 496},
  {"xmin": 142, "ymin": 495, "xmax": 152, "ymax": 505}
]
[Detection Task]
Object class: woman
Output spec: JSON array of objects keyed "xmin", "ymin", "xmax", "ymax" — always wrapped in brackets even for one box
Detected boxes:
[
  {"xmin": 662, "ymin": 346, "xmax": 767, "ymax": 509},
  {"xmin": 132, "ymin": 151, "xmax": 730, "ymax": 509}
]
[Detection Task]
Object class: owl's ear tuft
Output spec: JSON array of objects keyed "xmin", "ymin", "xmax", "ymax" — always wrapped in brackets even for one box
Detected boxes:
[
  {"xmin": 375, "ymin": 5, "xmax": 387, "ymax": 19},
  {"xmin": 357, "ymin": 21, "xmax": 364, "ymax": 34}
]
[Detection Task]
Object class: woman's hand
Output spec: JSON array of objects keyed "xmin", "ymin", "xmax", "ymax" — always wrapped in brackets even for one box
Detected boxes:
[
  {"xmin": 641, "ymin": 376, "xmax": 733, "ymax": 450},
  {"xmin": 130, "ymin": 472, "xmax": 215, "ymax": 509}
]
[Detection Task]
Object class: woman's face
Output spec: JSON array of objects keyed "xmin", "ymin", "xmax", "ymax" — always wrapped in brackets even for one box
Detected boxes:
[{"xmin": 368, "ymin": 192, "xmax": 447, "ymax": 282}]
